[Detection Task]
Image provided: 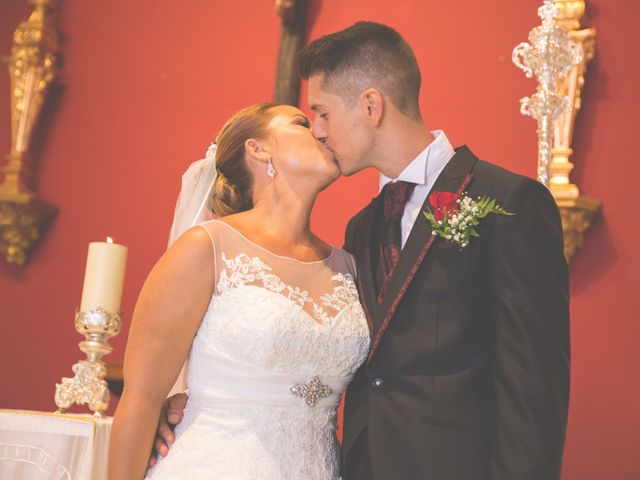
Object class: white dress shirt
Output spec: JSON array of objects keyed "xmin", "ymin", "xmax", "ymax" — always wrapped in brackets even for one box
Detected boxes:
[{"xmin": 379, "ymin": 130, "xmax": 455, "ymax": 249}]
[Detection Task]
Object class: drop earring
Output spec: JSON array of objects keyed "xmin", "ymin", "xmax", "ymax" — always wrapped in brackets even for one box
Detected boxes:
[{"xmin": 267, "ymin": 158, "xmax": 276, "ymax": 178}]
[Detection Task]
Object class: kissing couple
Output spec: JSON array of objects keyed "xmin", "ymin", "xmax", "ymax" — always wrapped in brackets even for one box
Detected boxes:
[{"xmin": 109, "ymin": 21, "xmax": 570, "ymax": 480}]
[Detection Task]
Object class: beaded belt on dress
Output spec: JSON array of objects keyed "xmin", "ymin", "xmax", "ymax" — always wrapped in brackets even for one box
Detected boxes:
[{"xmin": 188, "ymin": 373, "xmax": 347, "ymax": 409}]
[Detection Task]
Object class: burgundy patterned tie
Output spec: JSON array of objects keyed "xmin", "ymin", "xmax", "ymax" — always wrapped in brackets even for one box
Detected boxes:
[{"xmin": 378, "ymin": 180, "xmax": 416, "ymax": 304}]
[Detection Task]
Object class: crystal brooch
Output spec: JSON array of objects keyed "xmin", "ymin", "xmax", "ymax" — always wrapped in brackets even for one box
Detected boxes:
[{"xmin": 291, "ymin": 376, "xmax": 333, "ymax": 407}]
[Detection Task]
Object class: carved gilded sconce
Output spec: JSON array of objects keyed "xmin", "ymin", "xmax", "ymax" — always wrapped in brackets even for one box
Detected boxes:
[
  {"xmin": 550, "ymin": 0, "xmax": 600, "ymax": 262},
  {"xmin": 0, "ymin": 0, "xmax": 58, "ymax": 265},
  {"xmin": 513, "ymin": 0, "xmax": 601, "ymax": 262}
]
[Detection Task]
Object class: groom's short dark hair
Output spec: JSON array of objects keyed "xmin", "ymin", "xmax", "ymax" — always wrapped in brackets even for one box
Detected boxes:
[{"xmin": 298, "ymin": 21, "xmax": 422, "ymax": 119}]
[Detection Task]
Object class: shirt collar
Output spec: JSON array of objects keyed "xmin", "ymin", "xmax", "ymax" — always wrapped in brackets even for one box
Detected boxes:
[{"xmin": 379, "ymin": 130, "xmax": 454, "ymax": 192}]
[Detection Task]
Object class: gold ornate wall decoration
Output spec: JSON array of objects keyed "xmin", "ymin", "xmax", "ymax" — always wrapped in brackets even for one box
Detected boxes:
[
  {"xmin": 0, "ymin": 0, "xmax": 59, "ymax": 266},
  {"xmin": 513, "ymin": 0, "xmax": 601, "ymax": 262},
  {"xmin": 550, "ymin": 0, "xmax": 601, "ymax": 262}
]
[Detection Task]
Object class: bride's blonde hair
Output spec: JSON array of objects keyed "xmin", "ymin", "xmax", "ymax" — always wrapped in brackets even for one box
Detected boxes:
[{"xmin": 211, "ymin": 103, "xmax": 278, "ymax": 216}]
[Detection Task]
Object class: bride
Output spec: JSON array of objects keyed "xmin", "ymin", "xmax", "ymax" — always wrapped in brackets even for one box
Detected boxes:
[{"xmin": 108, "ymin": 103, "xmax": 370, "ymax": 479}]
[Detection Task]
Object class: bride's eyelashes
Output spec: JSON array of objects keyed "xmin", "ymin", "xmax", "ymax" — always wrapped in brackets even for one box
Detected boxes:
[{"xmin": 297, "ymin": 117, "xmax": 311, "ymax": 129}]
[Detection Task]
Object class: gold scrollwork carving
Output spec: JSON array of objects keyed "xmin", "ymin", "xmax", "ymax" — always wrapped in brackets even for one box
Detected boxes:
[
  {"xmin": 0, "ymin": 194, "xmax": 55, "ymax": 265},
  {"xmin": 556, "ymin": 196, "xmax": 600, "ymax": 262},
  {"xmin": 1, "ymin": 0, "xmax": 59, "ymax": 265}
]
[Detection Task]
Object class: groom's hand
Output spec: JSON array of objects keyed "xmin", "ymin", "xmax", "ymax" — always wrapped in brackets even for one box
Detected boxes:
[{"xmin": 148, "ymin": 392, "xmax": 189, "ymax": 468}]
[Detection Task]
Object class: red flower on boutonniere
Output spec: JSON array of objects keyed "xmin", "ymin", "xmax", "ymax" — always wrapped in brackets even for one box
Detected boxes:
[
  {"xmin": 430, "ymin": 192, "xmax": 461, "ymax": 222},
  {"xmin": 424, "ymin": 191, "xmax": 515, "ymax": 248}
]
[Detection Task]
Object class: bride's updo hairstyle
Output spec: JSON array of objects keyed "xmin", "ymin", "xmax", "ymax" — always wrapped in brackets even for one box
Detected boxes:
[{"xmin": 211, "ymin": 103, "xmax": 279, "ymax": 216}]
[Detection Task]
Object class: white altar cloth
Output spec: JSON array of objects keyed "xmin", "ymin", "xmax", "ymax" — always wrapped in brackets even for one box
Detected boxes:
[{"xmin": 0, "ymin": 409, "xmax": 111, "ymax": 480}]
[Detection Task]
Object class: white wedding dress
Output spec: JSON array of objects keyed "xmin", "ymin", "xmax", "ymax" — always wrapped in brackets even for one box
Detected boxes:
[{"xmin": 145, "ymin": 220, "xmax": 370, "ymax": 480}]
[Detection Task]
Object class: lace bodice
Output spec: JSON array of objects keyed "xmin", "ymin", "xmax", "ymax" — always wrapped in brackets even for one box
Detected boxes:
[{"xmin": 146, "ymin": 220, "xmax": 370, "ymax": 480}]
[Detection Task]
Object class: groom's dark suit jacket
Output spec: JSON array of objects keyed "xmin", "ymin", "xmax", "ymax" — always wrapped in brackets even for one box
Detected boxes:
[{"xmin": 342, "ymin": 146, "xmax": 570, "ymax": 480}]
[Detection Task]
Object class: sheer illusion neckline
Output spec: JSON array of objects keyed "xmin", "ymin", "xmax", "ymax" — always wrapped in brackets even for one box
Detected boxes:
[{"xmin": 214, "ymin": 220, "xmax": 335, "ymax": 265}]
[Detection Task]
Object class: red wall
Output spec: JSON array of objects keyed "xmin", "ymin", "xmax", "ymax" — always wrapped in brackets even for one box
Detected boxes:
[{"xmin": 1, "ymin": 1, "xmax": 638, "ymax": 478}]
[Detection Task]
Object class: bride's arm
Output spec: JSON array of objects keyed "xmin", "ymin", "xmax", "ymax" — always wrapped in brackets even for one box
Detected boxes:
[{"xmin": 108, "ymin": 227, "xmax": 215, "ymax": 479}]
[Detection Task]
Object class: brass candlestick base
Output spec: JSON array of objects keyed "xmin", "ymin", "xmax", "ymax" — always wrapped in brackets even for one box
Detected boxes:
[{"xmin": 55, "ymin": 308, "xmax": 122, "ymax": 417}]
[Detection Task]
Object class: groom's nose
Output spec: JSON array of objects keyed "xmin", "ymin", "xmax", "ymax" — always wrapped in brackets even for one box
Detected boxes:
[{"xmin": 311, "ymin": 122, "xmax": 327, "ymax": 143}]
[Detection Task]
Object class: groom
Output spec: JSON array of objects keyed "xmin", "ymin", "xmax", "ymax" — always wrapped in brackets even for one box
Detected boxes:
[
  {"xmin": 298, "ymin": 22, "xmax": 569, "ymax": 480},
  {"xmin": 155, "ymin": 21, "xmax": 570, "ymax": 480}
]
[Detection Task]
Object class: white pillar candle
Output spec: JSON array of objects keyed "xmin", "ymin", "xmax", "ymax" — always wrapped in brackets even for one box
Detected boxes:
[{"xmin": 79, "ymin": 237, "xmax": 128, "ymax": 314}]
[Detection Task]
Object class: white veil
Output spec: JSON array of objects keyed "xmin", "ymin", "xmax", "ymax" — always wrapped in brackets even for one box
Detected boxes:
[
  {"xmin": 166, "ymin": 142, "xmax": 217, "ymax": 396},
  {"xmin": 167, "ymin": 143, "xmax": 218, "ymax": 247}
]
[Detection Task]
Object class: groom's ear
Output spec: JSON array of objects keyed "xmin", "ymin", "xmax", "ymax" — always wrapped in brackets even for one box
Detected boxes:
[{"xmin": 361, "ymin": 88, "xmax": 384, "ymax": 127}]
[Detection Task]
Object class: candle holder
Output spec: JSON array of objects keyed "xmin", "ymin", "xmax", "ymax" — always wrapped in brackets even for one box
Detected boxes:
[
  {"xmin": 512, "ymin": 0, "xmax": 583, "ymax": 187},
  {"xmin": 54, "ymin": 308, "xmax": 122, "ymax": 417},
  {"xmin": 513, "ymin": 0, "xmax": 602, "ymax": 261}
]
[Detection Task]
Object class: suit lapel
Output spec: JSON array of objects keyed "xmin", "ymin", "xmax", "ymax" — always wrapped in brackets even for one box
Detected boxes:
[
  {"xmin": 354, "ymin": 195, "xmax": 383, "ymax": 332},
  {"xmin": 367, "ymin": 146, "xmax": 478, "ymax": 363}
]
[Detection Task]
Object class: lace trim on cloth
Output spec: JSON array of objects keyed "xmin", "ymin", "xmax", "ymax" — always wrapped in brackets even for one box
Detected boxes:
[{"xmin": 217, "ymin": 252, "xmax": 361, "ymax": 324}]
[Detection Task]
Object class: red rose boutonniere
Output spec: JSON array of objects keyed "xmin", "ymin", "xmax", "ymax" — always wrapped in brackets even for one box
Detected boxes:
[
  {"xmin": 424, "ymin": 191, "xmax": 515, "ymax": 248},
  {"xmin": 430, "ymin": 192, "xmax": 461, "ymax": 222}
]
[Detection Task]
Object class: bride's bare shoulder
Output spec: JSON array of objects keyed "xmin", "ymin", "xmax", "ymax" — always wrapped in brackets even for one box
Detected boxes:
[
  {"xmin": 137, "ymin": 226, "xmax": 215, "ymax": 308},
  {"xmin": 162, "ymin": 225, "xmax": 214, "ymax": 268}
]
